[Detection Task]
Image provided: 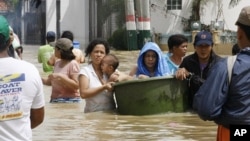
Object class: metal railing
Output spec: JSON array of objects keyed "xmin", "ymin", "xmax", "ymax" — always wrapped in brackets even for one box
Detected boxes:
[{"xmin": 157, "ymin": 31, "xmax": 237, "ymax": 45}]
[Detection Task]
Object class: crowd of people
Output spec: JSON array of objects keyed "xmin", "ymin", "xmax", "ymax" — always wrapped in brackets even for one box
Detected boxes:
[{"xmin": 1, "ymin": 5, "xmax": 250, "ymax": 141}]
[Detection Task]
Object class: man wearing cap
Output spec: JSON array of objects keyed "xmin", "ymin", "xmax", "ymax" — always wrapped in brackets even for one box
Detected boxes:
[
  {"xmin": 175, "ymin": 30, "xmax": 221, "ymax": 109},
  {"xmin": 0, "ymin": 15, "xmax": 45, "ymax": 140},
  {"xmin": 193, "ymin": 6, "xmax": 250, "ymax": 141},
  {"xmin": 38, "ymin": 31, "xmax": 56, "ymax": 73}
]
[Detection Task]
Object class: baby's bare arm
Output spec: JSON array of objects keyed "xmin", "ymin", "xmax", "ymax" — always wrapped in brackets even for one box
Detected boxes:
[{"xmin": 109, "ymin": 71, "xmax": 133, "ymax": 82}]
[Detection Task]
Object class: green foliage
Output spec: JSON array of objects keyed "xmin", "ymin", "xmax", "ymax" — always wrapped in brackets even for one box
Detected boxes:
[
  {"xmin": 114, "ymin": 0, "xmax": 125, "ymax": 28},
  {"xmin": 96, "ymin": 0, "xmax": 125, "ymax": 37},
  {"xmin": 108, "ymin": 28, "xmax": 127, "ymax": 50},
  {"xmin": 97, "ymin": 0, "xmax": 125, "ymax": 28}
]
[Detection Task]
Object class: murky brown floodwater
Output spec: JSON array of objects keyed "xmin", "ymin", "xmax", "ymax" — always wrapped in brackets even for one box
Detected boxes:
[{"xmin": 23, "ymin": 45, "xmax": 217, "ymax": 141}]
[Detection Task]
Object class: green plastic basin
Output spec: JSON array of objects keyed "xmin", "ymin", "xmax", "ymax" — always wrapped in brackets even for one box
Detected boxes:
[{"xmin": 114, "ymin": 76, "xmax": 189, "ymax": 115}]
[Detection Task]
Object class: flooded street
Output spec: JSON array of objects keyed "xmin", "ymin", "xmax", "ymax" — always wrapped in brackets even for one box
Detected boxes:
[{"xmin": 23, "ymin": 45, "xmax": 217, "ymax": 141}]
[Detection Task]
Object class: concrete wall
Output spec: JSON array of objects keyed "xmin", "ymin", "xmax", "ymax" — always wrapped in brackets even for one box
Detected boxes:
[
  {"xmin": 60, "ymin": 0, "xmax": 89, "ymax": 50},
  {"xmin": 201, "ymin": 0, "xmax": 250, "ymax": 31},
  {"xmin": 45, "ymin": 0, "xmax": 248, "ymax": 51},
  {"xmin": 150, "ymin": 0, "xmax": 192, "ymax": 34},
  {"xmin": 46, "ymin": 1, "xmax": 57, "ymax": 34},
  {"xmin": 46, "ymin": 0, "xmax": 89, "ymax": 50},
  {"xmin": 150, "ymin": 0, "xmax": 249, "ymax": 34}
]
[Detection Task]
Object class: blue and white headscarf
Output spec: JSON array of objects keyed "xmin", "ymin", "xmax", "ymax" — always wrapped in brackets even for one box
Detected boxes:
[{"xmin": 136, "ymin": 42, "xmax": 170, "ymax": 77}]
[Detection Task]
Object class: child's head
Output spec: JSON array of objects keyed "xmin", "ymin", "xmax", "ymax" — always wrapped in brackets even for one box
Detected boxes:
[{"xmin": 101, "ymin": 54, "xmax": 119, "ymax": 76}]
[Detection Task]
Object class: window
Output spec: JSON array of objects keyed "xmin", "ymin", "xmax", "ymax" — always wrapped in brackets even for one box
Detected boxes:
[{"xmin": 167, "ymin": 0, "xmax": 182, "ymax": 10}]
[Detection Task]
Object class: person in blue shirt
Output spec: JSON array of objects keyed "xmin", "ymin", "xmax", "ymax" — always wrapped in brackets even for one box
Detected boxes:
[
  {"xmin": 129, "ymin": 42, "xmax": 170, "ymax": 79},
  {"xmin": 193, "ymin": 6, "xmax": 250, "ymax": 141},
  {"xmin": 165, "ymin": 34, "xmax": 188, "ymax": 75}
]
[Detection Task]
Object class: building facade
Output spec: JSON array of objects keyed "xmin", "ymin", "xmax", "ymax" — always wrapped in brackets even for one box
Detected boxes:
[{"xmin": 1, "ymin": 0, "xmax": 249, "ymax": 49}]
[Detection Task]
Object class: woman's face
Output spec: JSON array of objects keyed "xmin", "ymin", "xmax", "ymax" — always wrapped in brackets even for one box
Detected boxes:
[
  {"xmin": 173, "ymin": 42, "xmax": 188, "ymax": 57},
  {"xmin": 143, "ymin": 50, "xmax": 157, "ymax": 70},
  {"xmin": 90, "ymin": 44, "xmax": 106, "ymax": 65}
]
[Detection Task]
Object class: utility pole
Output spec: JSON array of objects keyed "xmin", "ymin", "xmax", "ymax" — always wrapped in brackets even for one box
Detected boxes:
[
  {"xmin": 135, "ymin": 0, "xmax": 151, "ymax": 49},
  {"xmin": 125, "ymin": 0, "xmax": 137, "ymax": 50}
]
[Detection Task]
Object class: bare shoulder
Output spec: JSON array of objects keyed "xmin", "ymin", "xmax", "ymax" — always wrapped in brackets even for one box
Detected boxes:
[
  {"xmin": 117, "ymin": 70, "xmax": 134, "ymax": 82},
  {"xmin": 129, "ymin": 65, "xmax": 138, "ymax": 76}
]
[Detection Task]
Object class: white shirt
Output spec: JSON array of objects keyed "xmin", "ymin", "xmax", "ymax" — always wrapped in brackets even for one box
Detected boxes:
[
  {"xmin": 0, "ymin": 57, "xmax": 45, "ymax": 141},
  {"xmin": 80, "ymin": 64, "xmax": 115, "ymax": 113}
]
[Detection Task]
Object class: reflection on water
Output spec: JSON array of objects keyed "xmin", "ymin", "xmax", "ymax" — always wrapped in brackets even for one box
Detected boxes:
[{"xmin": 23, "ymin": 45, "xmax": 217, "ymax": 141}]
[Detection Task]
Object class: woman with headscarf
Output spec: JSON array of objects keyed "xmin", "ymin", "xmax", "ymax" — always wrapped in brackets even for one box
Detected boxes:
[{"xmin": 129, "ymin": 42, "xmax": 170, "ymax": 79}]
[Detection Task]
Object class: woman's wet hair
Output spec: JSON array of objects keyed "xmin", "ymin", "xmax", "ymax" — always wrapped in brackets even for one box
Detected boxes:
[
  {"xmin": 168, "ymin": 34, "xmax": 188, "ymax": 51},
  {"xmin": 85, "ymin": 38, "xmax": 110, "ymax": 57}
]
